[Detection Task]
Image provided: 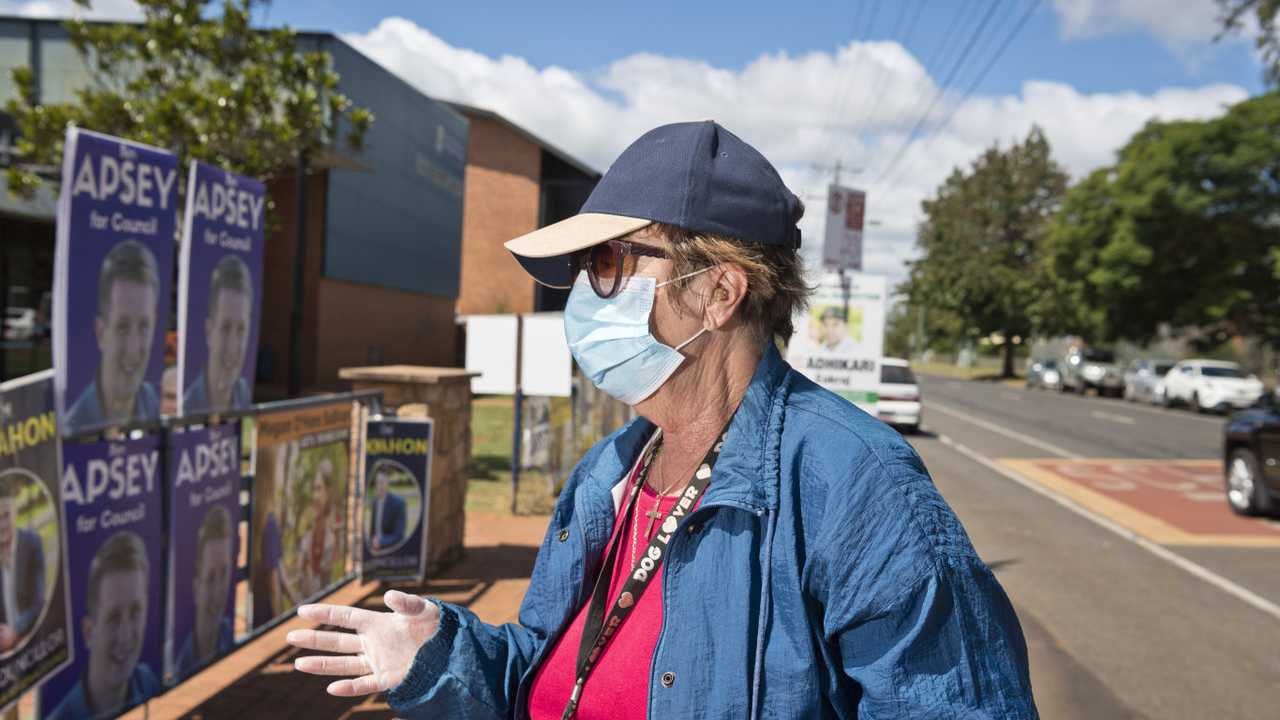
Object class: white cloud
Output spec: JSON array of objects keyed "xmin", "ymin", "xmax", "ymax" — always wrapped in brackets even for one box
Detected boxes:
[
  {"xmin": 0, "ymin": 0, "xmax": 142, "ymax": 20},
  {"xmin": 1052, "ymin": 0, "xmax": 1224, "ymax": 44},
  {"xmin": 346, "ymin": 17, "xmax": 1247, "ymax": 292}
]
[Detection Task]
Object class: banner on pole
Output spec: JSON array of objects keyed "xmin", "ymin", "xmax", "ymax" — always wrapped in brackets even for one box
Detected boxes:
[{"xmin": 821, "ymin": 184, "xmax": 866, "ymax": 272}]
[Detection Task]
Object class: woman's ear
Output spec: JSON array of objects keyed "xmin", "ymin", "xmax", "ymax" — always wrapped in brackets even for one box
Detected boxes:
[{"xmin": 703, "ymin": 265, "xmax": 749, "ymax": 330}]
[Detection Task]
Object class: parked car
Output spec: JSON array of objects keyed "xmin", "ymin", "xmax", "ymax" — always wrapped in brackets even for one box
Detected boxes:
[
  {"xmin": 1061, "ymin": 347, "xmax": 1124, "ymax": 396},
  {"xmin": 878, "ymin": 357, "xmax": 920, "ymax": 434},
  {"xmin": 3, "ymin": 307, "xmax": 35, "ymax": 341},
  {"xmin": 1123, "ymin": 358, "xmax": 1174, "ymax": 404},
  {"xmin": 1163, "ymin": 359, "xmax": 1266, "ymax": 414},
  {"xmin": 1026, "ymin": 359, "xmax": 1062, "ymax": 391},
  {"xmin": 1222, "ymin": 393, "xmax": 1280, "ymax": 516}
]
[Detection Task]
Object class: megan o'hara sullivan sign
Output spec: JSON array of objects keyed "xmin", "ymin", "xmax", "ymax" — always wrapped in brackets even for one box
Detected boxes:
[{"xmin": 0, "ymin": 371, "xmax": 73, "ymax": 716}]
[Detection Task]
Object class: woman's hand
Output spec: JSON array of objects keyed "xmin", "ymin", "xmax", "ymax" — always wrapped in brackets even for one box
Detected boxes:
[{"xmin": 287, "ymin": 589, "xmax": 441, "ymax": 696}]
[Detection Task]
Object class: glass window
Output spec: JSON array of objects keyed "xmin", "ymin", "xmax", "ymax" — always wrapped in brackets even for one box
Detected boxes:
[
  {"xmin": 881, "ymin": 365, "xmax": 917, "ymax": 384},
  {"xmin": 1154, "ymin": 363, "xmax": 1174, "ymax": 376},
  {"xmin": 38, "ymin": 30, "xmax": 96, "ymax": 104},
  {"xmin": 1200, "ymin": 366, "xmax": 1244, "ymax": 379},
  {"xmin": 0, "ymin": 23, "xmax": 29, "ymax": 107},
  {"xmin": 1082, "ymin": 349, "xmax": 1116, "ymax": 363}
]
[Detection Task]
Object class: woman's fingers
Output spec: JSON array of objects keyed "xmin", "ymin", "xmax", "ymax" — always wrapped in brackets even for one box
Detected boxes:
[
  {"xmin": 285, "ymin": 628, "xmax": 364, "ymax": 654},
  {"xmin": 326, "ymin": 673, "xmax": 385, "ymax": 697},
  {"xmin": 384, "ymin": 590, "xmax": 429, "ymax": 616},
  {"xmin": 294, "ymin": 654, "xmax": 371, "ymax": 677},
  {"xmin": 297, "ymin": 603, "xmax": 378, "ymax": 630}
]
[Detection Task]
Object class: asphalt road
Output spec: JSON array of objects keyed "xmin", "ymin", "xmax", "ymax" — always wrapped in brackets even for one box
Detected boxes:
[{"xmin": 908, "ymin": 375, "xmax": 1280, "ymax": 720}]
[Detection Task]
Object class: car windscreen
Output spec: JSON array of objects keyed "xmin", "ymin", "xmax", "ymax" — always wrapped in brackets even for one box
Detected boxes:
[
  {"xmin": 881, "ymin": 365, "xmax": 917, "ymax": 384},
  {"xmin": 1082, "ymin": 349, "xmax": 1115, "ymax": 363},
  {"xmin": 1154, "ymin": 363, "xmax": 1174, "ymax": 376},
  {"xmin": 1200, "ymin": 366, "xmax": 1244, "ymax": 378},
  {"xmin": 1039, "ymin": 359, "xmax": 1057, "ymax": 369}
]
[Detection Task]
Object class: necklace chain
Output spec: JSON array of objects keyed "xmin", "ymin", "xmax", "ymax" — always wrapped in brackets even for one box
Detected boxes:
[{"xmin": 630, "ymin": 442, "xmax": 682, "ymax": 571}]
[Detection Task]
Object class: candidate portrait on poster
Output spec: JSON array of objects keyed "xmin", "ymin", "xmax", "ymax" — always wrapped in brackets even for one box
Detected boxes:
[
  {"xmin": 360, "ymin": 418, "xmax": 431, "ymax": 583},
  {"xmin": 250, "ymin": 401, "xmax": 351, "ymax": 628},
  {"xmin": 54, "ymin": 129, "xmax": 177, "ymax": 437},
  {"xmin": 177, "ymin": 161, "xmax": 265, "ymax": 417},
  {"xmin": 42, "ymin": 435, "xmax": 164, "ymax": 720},
  {"xmin": 0, "ymin": 371, "xmax": 73, "ymax": 716},
  {"xmin": 166, "ymin": 423, "xmax": 240, "ymax": 681}
]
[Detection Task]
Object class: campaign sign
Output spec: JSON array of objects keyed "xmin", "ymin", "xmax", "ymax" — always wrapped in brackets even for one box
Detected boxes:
[
  {"xmin": 250, "ymin": 401, "xmax": 352, "ymax": 628},
  {"xmin": 0, "ymin": 371, "xmax": 73, "ymax": 716},
  {"xmin": 40, "ymin": 434, "xmax": 164, "ymax": 720},
  {"xmin": 165, "ymin": 423, "xmax": 241, "ymax": 683},
  {"xmin": 176, "ymin": 161, "xmax": 266, "ymax": 417},
  {"xmin": 54, "ymin": 128, "xmax": 179, "ymax": 437},
  {"xmin": 361, "ymin": 418, "xmax": 432, "ymax": 584},
  {"xmin": 786, "ymin": 272, "xmax": 887, "ymax": 413}
]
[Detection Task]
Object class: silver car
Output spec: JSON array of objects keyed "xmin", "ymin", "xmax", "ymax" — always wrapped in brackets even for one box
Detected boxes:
[
  {"xmin": 1062, "ymin": 347, "xmax": 1124, "ymax": 397},
  {"xmin": 1123, "ymin": 359, "xmax": 1174, "ymax": 404}
]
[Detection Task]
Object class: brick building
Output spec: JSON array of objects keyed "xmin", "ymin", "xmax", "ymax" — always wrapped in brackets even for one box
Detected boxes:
[
  {"xmin": 0, "ymin": 18, "xmax": 469, "ymax": 393},
  {"xmin": 450, "ymin": 102, "xmax": 601, "ymax": 318}
]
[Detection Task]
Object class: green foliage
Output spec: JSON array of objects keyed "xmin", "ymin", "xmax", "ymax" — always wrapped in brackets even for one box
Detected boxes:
[
  {"xmin": 901, "ymin": 127, "xmax": 1069, "ymax": 376},
  {"xmin": 3, "ymin": 0, "xmax": 373, "ymax": 199},
  {"xmin": 1041, "ymin": 92, "xmax": 1280, "ymax": 346},
  {"xmin": 1218, "ymin": 0, "xmax": 1280, "ymax": 87}
]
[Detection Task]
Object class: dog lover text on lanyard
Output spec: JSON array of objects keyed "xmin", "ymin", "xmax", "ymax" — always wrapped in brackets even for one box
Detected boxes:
[{"xmin": 561, "ymin": 427, "xmax": 729, "ymax": 720}]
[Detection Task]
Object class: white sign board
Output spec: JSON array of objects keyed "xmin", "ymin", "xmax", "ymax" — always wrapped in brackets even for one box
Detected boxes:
[
  {"xmin": 520, "ymin": 312, "xmax": 572, "ymax": 398},
  {"xmin": 465, "ymin": 314, "xmax": 518, "ymax": 394},
  {"xmin": 821, "ymin": 184, "xmax": 866, "ymax": 271},
  {"xmin": 785, "ymin": 272, "xmax": 886, "ymax": 412}
]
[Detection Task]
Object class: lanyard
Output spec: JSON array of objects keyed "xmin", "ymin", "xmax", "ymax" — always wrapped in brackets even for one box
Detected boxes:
[{"xmin": 562, "ymin": 427, "xmax": 729, "ymax": 720}]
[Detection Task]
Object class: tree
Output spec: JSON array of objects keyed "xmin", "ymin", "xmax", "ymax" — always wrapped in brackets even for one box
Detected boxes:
[
  {"xmin": 4, "ymin": 0, "xmax": 372, "ymax": 199},
  {"xmin": 1041, "ymin": 92, "xmax": 1280, "ymax": 347},
  {"xmin": 901, "ymin": 127, "xmax": 1068, "ymax": 377},
  {"xmin": 1218, "ymin": 0, "xmax": 1280, "ymax": 88}
]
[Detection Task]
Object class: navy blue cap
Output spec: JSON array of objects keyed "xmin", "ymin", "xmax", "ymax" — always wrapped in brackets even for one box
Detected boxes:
[{"xmin": 505, "ymin": 121, "xmax": 801, "ymax": 288}]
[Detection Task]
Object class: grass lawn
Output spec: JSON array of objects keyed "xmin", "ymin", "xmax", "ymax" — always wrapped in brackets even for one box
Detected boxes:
[
  {"xmin": 468, "ymin": 396, "xmax": 557, "ymax": 516},
  {"xmin": 911, "ymin": 361, "xmax": 1023, "ymax": 385}
]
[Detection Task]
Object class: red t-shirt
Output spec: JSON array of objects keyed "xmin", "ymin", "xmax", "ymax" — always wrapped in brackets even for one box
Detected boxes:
[{"xmin": 527, "ymin": 461, "xmax": 686, "ymax": 720}]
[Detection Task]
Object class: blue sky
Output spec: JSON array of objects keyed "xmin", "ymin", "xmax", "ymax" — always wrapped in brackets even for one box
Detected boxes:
[
  {"xmin": 261, "ymin": 0, "xmax": 1264, "ymax": 97},
  {"xmin": 3, "ymin": 0, "xmax": 1264, "ymax": 282}
]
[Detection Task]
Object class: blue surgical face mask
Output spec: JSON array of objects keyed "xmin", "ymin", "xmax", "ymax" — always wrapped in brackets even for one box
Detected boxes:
[{"xmin": 564, "ymin": 268, "xmax": 711, "ymax": 405}]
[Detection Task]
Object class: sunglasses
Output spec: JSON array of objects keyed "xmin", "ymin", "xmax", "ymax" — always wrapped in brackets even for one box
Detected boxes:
[{"xmin": 573, "ymin": 239, "xmax": 670, "ymax": 299}]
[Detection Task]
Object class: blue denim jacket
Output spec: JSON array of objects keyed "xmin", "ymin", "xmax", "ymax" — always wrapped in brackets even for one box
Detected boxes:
[{"xmin": 389, "ymin": 346, "xmax": 1037, "ymax": 719}]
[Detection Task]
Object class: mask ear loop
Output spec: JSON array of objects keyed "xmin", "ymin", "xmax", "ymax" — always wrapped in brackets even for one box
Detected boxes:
[{"xmin": 660, "ymin": 264, "xmax": 718, "ymax": 351}]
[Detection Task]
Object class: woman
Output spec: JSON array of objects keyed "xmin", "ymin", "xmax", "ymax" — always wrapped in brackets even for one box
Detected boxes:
[{"xmin": 289, "ymin": 121, "xmax": 1037, "ymax": 718}]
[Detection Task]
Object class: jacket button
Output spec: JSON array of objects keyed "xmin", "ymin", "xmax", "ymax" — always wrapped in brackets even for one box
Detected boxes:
[
  {"xmin": 686, "ymin": 523, "xmax": 701, "ymax": 535},
  {"xmin": 558, "ymin": 528, "xmax": 570, "ymax": 542},
  {"xmin": 660, "ymin": 671, "xmax": 676, "ymax": 688}
]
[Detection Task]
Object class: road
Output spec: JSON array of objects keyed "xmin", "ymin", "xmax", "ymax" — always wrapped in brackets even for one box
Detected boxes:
[{"xmin": 909, "ymin": 375, "xmax": 1280, "ymax": 720}]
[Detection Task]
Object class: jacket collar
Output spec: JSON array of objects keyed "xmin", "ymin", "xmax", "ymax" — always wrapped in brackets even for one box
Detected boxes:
[{"xmin": 585, "ymin": 343, "xmax": 789, "ymax": 515}]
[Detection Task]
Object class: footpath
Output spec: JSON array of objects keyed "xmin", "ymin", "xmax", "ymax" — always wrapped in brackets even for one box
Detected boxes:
[{"xmin": 125, "ymin": 511, "xmax": 550, "ymax": 720}]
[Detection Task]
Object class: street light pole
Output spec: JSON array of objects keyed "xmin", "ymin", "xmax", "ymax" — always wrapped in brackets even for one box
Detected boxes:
[{"xmin": 288, "ymin": 150, "xmax": 308, "ymax": 398}]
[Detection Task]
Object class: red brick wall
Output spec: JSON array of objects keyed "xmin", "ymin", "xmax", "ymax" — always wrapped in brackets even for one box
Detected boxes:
[
  {"xmin": 313, "ymin": 277, "xmax": 457, "ymax": 390},
  {"xmin": 456, "ymin": 115, "xmax": 541, "ymax": 316}
]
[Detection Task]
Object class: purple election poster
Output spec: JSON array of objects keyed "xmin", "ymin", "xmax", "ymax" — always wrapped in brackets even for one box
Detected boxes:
[
  {"xmin": 165, "ymin": 422, "xmax": 241, "ymax": 683},
  {"xmin": 0, "ymin": 371, "xmax": 73, "ymax": 716},
  {"xmin": 176, "ymin": 161, "xmax": 266, "ymax": 417},
  {"xmin": 53, "ymin": 128, "xmax": 178, "ymax": 437},
  {"xmin": 40, "ymin": 434, "xmax": 164, "ymax": 720}
]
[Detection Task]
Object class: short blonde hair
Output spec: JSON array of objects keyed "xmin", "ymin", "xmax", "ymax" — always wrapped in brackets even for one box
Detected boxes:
[{"xmin": 652, "ymin": 217, "xmax": 810, "ymax": 344}]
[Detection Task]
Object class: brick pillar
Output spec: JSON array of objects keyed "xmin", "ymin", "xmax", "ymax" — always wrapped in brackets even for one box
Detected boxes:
[{"xmin": 339, "ymin": 366, "xmax": 478, "ymax": 572}]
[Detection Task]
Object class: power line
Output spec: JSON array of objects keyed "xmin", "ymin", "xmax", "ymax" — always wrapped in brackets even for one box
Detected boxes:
[
  {"xmin": 871, "ymin": 1, "xmax": 1003, "ymax": 186},
  {"xmin": 840, "ymin": 0, "xmax": 924, "ymax": 168},
  {"xmin": 880, "ymin": 0, "xmax": 1043, "ymax": 191},
  {"xmin": 808, "ymin": 1, "xmax": 882, "ymax": 193}
]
